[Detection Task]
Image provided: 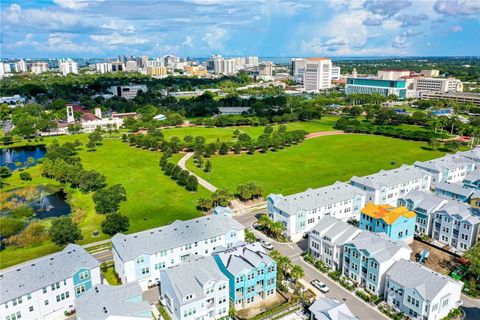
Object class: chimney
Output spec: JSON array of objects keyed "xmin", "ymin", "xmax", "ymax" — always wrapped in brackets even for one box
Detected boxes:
[
  {"xmin": 94, "ymin": 108, "xmax": 102, "ymax": 119},
  {"xmin": 66, "ymin": 106, "xmax": 75, "ymax": 123}
]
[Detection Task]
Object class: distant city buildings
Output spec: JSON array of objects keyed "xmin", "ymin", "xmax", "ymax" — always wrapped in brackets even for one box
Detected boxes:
[
  {"xmin": 109, "ymin": 84, "xmax": 147, "ymax": 99},
  {"xmin": 331, "ymin": 66, "xmax": 341, "ymax": 81},
  {"xmin": 303, "ymin": 57, "xmax": 333, "ymax": 92},
  {"xmin": 146, "ymin": 66, "xmax": 168, "ymax": 77},
  {"xmin": 414, "ymin": 77, "xmax": 463, "ymax": 92},
  {"xmin": 31, "ymin": 62, "xmax": 49, "ymax": 74},
  {"xmin": 258, "ymin": 61, "xmax": 273, "ymax": 80},
  {"xmin": 59, "ymin": 59, "xmax": 79, "ymax": 76},
  {"xmin": 345, "ymin": 78, "xmax": 408, "ymax": 99}
]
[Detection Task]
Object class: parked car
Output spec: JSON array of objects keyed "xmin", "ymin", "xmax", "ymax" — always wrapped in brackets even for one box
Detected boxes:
[
  {"xmin": 261, "ymin": 241, "xmax": 274, "ymax": 250},
  {"xmin": 311, "ymin": 279, "xmax": 329, "ymax": 293},
  {"xmin": 252, "ymin": 222, "xmax": 260, "ymax": 230}
]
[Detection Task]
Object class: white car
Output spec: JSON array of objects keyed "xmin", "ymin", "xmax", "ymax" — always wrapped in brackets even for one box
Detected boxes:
[
  {"xmin": 261, "ymin": 241, "xmax": 274, "ymax": 250},
  {"xmin": 311, "ymin": 279, "xmax": 329, "ymax": 293}
]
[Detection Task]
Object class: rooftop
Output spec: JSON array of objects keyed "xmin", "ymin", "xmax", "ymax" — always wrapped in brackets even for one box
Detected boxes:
[
  {"xmin": 361, "ymin": 203, "xmax": 416, "ymax": 225},
  {"xmin": 75, "ymin": 282, "xmax": 151, "ymax": 320},
  {"xmin": 0, "ymin": 244, "xmax": 99, "ymax": 304},
  {"xmin": 399, "ymin": 190, "xmax": 448, "ymax": 212},
  {"xmin": 111, "ymin": 214, "xmax": 244, "ymax": 262},
  {"xmin": 309, "ymin": 297, "xmax": 357, "ymax": 320},
  {"xmin": 414, "ymin": 154, "xmax": 474, "ymax": 173},
  {"xmin": 386, "ymin": 259, "xmax": 463, "ymax": 301},
  {"xmin": 309, "ymin": 216, "xmax": 360, "ymax": 246},
  {"xmin": 306, "ymin": 57, "xmax": 331, "ymax": 61},
  {"xmin": 435, "ymin": 182, "xmax": 475, "ymax": 198},
  {"xmin": 347, "ymin": 231, "xmax": 411, "ymax": 263},
  {"xmin": 351, "ymin": 164, "xmax": 427, "ymax": 189},
  {"xmin": 214, "ymin": 242, "xmax": 275, "ymax": 276},
  {"xmin": 269, "ymin": 181, "xmax": 364, "ymax": 216}
]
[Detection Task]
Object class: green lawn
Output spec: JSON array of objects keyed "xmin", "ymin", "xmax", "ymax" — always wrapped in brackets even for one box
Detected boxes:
[
  {"xmin": 187, "ymin": 134, "xmax": 446, "ymax": 195},
  {"xmin": 1, "ymin": 135, "xmax": 208, "ymax": 269},
  {"xmin": 160, "ymin": 116, "xmax": 340, "ymax": 143}
]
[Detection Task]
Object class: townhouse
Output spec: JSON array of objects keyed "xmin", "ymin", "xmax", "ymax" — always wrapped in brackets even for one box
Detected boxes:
[
  {"xmin": 350, "ymin": 165, "xmax": 431, "ymax": 206},
  {"xmin": 267, "ymin": 181, "xmax": 366, "ymax": 241},
  {"xmin": 414, "ymin": 154, "xmax": 476, "ymax": 186},
  {"xmin": 0, "ymin": 244, "xmax": 101, "ymax": 320},
  {"xmin": 213, "ymin": 242, "xmax": 277, "ymax": 310},
  {"xmin": 359, "ymin": 203, "xmax": 416, "ymax": 243},
  {"xmin": 463, "ymin": 170, "xmax": 480, "ymax": 190},
  {"xmin": 456, "ymin": 147, "xmax": 480, "ymax": 169},
  {"xmin": 308, "ymin": 216, "xmax": 361, "ymax": 270},
  {"xmin": 434, "ymin": 182, "xmax": 475, "ymax": 202},
  {"xmin": 432, "ymin": 201, "xmax": 480, "ymax": 252},
  {"xmin": 342, "ymin": 231, "xmax": 412, "ymax": 295},
  {"xmin": 111, "ymin": 214, "xmax": 244, "ymax": 289},
  {"xmin": 75, "ymin": 282, "xmax": 152, "ymax": 320},
  {"xmin": 384, "ymin": 259, "xmax": 463, "ymax": 320},
  {"xmin": 160, "ymin": 256, "xmax": 230, "ymax": 320},
  {"xmin": 398, "ymin": 190, "xmax": 448, "ymax": 236},
  {"xmin": 309, "ymin": 298, "xmax": 357, "ymax": 320}
]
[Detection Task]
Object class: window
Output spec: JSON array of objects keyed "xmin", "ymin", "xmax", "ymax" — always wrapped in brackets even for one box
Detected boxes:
[
  {"xmin": 44, "ymin": 300, "xmax": 49, "ymax": 306},
  {"xmin": 79, "ymin": 271, "xmax": 89, "ymax": 280},
  {"xmin": 141, "ymin": 267, "xmax": 150, "ymax": 275},
  {"xmin": 26, "ymin": 294, "xmax": 31, "ymax": 300},
  {"xmin": 75, "ymin": 285, "xmax": 86, "ymax": 296},
  {"xmin": 29, "ymin": 306, "xmax": 33, "ymax": 312},
  {"xmin": 136, "ymin": 256, "xmax": 144, "ymax": 264},
  {"xmin": 43, "ymin": 287, "xmax": 47, "ymax": 294}
]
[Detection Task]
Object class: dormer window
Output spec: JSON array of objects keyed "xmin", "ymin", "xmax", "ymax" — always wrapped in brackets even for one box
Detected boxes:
[
  {"xmin": 136, "ymin": 256, "xmax": 144, "ymax": 264},
  {"xmin": 185, "ymin": 294, "xmax": 194, "ymax": 301}
]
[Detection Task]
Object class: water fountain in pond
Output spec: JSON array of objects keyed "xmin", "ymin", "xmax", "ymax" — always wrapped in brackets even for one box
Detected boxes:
[
  {"xmin": 3, "ymin": 149, "xmax": 14, "ymax": 163},
  {"xmin": 38, "ymin": 191, "xmax": 54, "ymax": 212}
]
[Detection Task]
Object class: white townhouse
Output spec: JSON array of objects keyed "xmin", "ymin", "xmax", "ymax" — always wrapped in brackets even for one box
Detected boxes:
[
  {"xmin": 432, "ymin": 201, "xmax": 480, "ymax": 252},
  {"xmin": 308, "ymin": 216, "xmax": 361, "ymax": 271},
  {"xmin": 398, "ymin": 190, "xmax": 448, "ymax": 236},
  {"xmin": 75, "ymin": 282, "xmax": 152, "ymax": 320},
  {"xmin": 160, "ymin": 256, "xmax": 230, "ymax": 320},
  {"xmin": 350, "ymin": 165, "xmax": 431, "ymax": 206},
  {"xmin": 267, "ymin": 181, "xmax": 366, "ymax": 241},
  {"xmin": 111, "ymin": 213, "xmax": 245, "ymax": 289},
  {"xmin": 384, "ymin": 259, "xmax": 463, "ymax": 320},
  {"xmin": 414, "ymin": 154, "xmax": 476, "ymax": 187},
  {"xmin": 0, "ymin": 244, "xmax": 101, "ymax": 320},
  {"xmin": 457, "ymin": 148, "xmax": 480, "ymax": 169},
  {"xmin": 309, "ymin": 298, "xmax": 357, "ymax": 320},
  {"xmin": 342, "ymin": 231, "xmax": 412, "ymax": 296}
]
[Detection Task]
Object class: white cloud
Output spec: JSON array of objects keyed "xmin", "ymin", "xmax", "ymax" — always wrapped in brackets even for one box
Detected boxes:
[
  {"xmin": 434, "ymin": 0, "xmax": 480, "ymax": 16},
  {"xmin": 183, "ymin": 36, "xmax": 194, "ymax": 47},
  {"xmin": 53, "ymin": 0, "xmax": 103, "ymax": 10},
  {"xmin": 392, "ymin": 35, "xmax": 407, "ymax": 48},
  {"xmin": 90, "ymin": 32, "xmax": 149, "ymax": 45},
  {"xmin": 100, "ymin": 20, "xmax": 135, "ymax": 33},
  {"xmin": 449, "ymin": 25, "xmax": 463, "ymax": 32},
  {"xmin": 202, "ymin": 26, "xmax": 227, "ymax": 50}
]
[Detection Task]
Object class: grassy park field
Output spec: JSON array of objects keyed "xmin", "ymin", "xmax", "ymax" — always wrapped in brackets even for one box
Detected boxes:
[{"xmin": 187, "ymin": 134, "xmax": 446, "ymax": 195}]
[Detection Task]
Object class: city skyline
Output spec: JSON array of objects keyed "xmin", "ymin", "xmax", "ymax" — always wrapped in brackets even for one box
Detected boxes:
[{"xmin": 1, "ymin": 0, "xmax": 479, "ymax": 58}]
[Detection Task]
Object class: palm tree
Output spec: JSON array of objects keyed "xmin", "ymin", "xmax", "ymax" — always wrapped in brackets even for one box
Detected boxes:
[
  {"xmin": 270, "ymin": 221, "xmax": 286, "ymax": 239},
  {"xmin": 449, "ymin": 115, "xmax": 460, "ymax": 135},
  {"xmin": 269, "ymin": 250, "xmax": 282, "ymax": 262},
  {"xmin": 289, "ymin": 265, "xmax": 305, "ymax": 283},
  {"xmin": 430, "ymin": 118, "xmax": 440, "ymax": 133},
  {"xmin": 257, "ymin": 215, "xmax": 272, "ymax": 231}
]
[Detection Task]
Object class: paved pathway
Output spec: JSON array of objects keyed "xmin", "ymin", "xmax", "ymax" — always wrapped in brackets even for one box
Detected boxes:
[
  {"xmin": 305, "ymin": 130, "xmax": 345, "ymax": 139},
  {"xmin": 177, "ymin": 152, "xmax": 218, "ymax": 192}
]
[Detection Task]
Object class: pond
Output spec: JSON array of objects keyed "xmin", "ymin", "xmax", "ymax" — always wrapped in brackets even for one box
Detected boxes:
[
  {"xmin": 1, "ymin": 185, "xmax": 72, "ymax": 219},
  {"xmin": 1, "ymin": 146, "xmax": 46, "ymax": 171}
]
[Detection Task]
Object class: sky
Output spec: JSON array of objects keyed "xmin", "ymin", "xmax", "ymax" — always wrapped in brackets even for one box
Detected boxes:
[{"xmin": 1, "ymin": 0, "xmax": 479, "ymax": 58}]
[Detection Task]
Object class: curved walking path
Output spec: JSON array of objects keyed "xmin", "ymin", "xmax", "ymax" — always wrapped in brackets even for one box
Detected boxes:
[
  {"xmin": 178, "ymin": 152, "xmax": 218, "ymax": 192},
  {"xmin": 177, "ymin": 130, "xmax": 347, "ymax": 193}
]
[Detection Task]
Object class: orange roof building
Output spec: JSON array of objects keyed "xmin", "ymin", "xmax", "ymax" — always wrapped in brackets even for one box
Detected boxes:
[{"xmin": 360, "ymin": 203, "xmax": 416, "ymax": 243}]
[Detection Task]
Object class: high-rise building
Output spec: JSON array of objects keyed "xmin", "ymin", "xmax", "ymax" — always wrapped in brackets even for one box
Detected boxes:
[
  {"xmin": 59, "ymin": 59, "xmax": 78, "ymax": 76},
  {"xmin": 258, "ymin": 61, "xmax": 273, "ymax": 77},
  {"xmin": 222, "ymin": 59, "xmax": 236, "ymax": 75},
  {"xmin": 331, "ymin": 66, "xmax": 341, "ymax": 80},
  {"xmin": 414, "ymin": 77, "xmax": 463, "ymax": 92},
  {"xmin": 303, "ymin": 57, "xmax": 332, "ymax": 91},
  {"xmin": 246, "ymin": 56, "xmax": 259, "ymax": 66},
  {"xmin": 146, "ymin": 66, "xmax": 167, "ymax": 76},
  {"xmin": 15, "ymin": 60, "xmax": 28, "ymax": 73},
  {"xmin": 291, "ymin": 58, "xmax": 306, "ymax": 83},
  {"xmin": 145, "ymin": 59, "xmax": 163, "ymax": 68},
  {"xmin": 96, "ymin": 62, "xmax": 112, "ymax": 74},
  {"xmin": 31, "ymin": 62, "xmax": 49, "ymax": 74},
  {"xmin": 125, "ymin": 60, "xmax": 138, "ymax": 72},
  {"xmin": 111, "ymin": 61, "xmax": 125, "ymax": 72},
  {"xmin": 377, "ymin": 70, "xmax": 411, "ymax": 81}
]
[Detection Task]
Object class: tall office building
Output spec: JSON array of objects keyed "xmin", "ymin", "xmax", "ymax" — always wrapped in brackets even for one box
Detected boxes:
[
  {"xmin": 15, "ymin": 60, "xmax": 28, "ymax": 73},
  {"xmin": 111, "ymin": 61, "xmax": 125, "ymax": 72},
  {"xmin": 222, "ymin": 59, "xmax": 237, "ymax": 75},
  {"xmin": 258, "ymin": 61, "xmax": 273, "ymax": 76},
  {"xmin": 331, "ymin": 66, "xmax": 341, "ymax": 80},
  {"xmin": 303, "ymin": 57, "xmax": 332, "ymax": 91},
  {"xmin": 146, "ymin": 66, "xmax": 167, "ymax": 76},
  {"xmin": 246, "ymin": 56, "xmax": 259, "ymax": 66},
  {"xmin": 59, "ymin": 59, "xmax": 79, "ymax": 76},
  {"xmin": 125, "ymin": 60, "xmax": 138, "ymax": 72},
  {"xmin": 291, "ymin": 58, "xmax": 306, "ymax": 83},
  {"xmin": 96, "ymin": 62, "xmax": 112, "ymax": 74}
]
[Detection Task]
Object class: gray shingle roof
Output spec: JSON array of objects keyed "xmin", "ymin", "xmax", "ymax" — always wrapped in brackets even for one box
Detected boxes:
[
  {"xmin": 160, "ymin": 256, "xmax": 227, "ymax": 306},
  {"xmin": 386, "ymin": 259, "xmax": 463, "ymax": 301},
  {"xmin": 112, "ymin": 214, "xmax": 244, "ymax": 262},
  {"xmin": 464, "ymin": 170, "xmax": 480, "ymax": 182},
  {"xmin": 270, "ymin": 181, "xmax": 364, "ymax": 216},
  {"xmin": 0, "ymin": 244, "xmax": 99, "ymax": 304},
  {"xmin": 309, "ymin": 297, "xmax": 357, "ymax": 320},
  {"xmin": 437, "ymin": 201, "xmax": 480, "ymax": 225},
  {"xmin": 400, "ymin": 190, "xmax": 447, "ymax": 212},
  {"xmin": 347, "ymin": 231, "xmax": 411, "ymax": 263},
  {"xmin": 310, "ymin": 216, "xmax": 360, "ymax": 247},
  {"xmin": 435, "ymin": 182, "xmax": 475, "ymax": 198},
  {"xmin": 457, "ymin": 148, "xmax": 480, "ymax": 162},
  {"xmin": 214, "ymin": 242, "xmax": 275, "ymax": 276},
  {"xmin": 350, "ymin": 165, "xmax": 426, "ymax": 189},
  {"xmin": 75, "ymin": 282, "xmax": 151, "ymax": 320},
  {"xmin": 414, "ymin": 154, "xmax": 474, "ymax": 173}
]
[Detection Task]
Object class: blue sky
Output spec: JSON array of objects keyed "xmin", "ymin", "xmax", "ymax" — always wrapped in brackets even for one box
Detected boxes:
[{"xmin": 1, "ymin": 0, "xmax": 479, "ymax": 58}]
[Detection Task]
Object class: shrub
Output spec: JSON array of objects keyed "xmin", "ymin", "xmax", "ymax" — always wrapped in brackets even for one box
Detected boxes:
[{"xmin": 19, "ymin": 172, "xmax": 32, "ymax": 181}]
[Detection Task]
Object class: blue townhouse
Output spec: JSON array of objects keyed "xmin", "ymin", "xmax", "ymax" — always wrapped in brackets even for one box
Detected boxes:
[
  {"xmin": 434, "ymin": 182, "xmax": 475, "ymax": 202},
  {"xmin": 213, "ymin": 242, "xmax": 277, "ymax": 310},
  {"xmin": 463, "ymin": 171, "xmax": 480, "ymax": 190}
]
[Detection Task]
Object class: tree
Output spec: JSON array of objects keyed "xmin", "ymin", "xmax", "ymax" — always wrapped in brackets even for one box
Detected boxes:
[
  {"xmin": 445, "ymin": 140, "xmax": 461, "ymax": 151},
  {"xmin": 219, "ymin": 142, "xmax": 229, "ymax": 155},
  {"xmin": 77, "ymin": 170, "xmax": 107, "ymax": 192},
  {"xmin": 464, "ymin": 243, "xmax": 480, "ymax": 279},
  {"xmin": 93, "ymin": 184, "xmax": 127, "ymax": 214},
  {"xmin": 289, "ymin": 265, "xmax": 305, "ymax": 283},
  {"xmin": 86, "ymin": 140, "xmax": 96, "ymax": 151},
  {"xmin": 0, "ymin": 166, "xmax": 12, "ymax": 178},
  {"xmin": 49, "ymin": 217, "xmax": 83, "ymax": 246},
  {"xmin": 204, "ymin": 160, "xmax": 212, "ymax": 173},
  {"xmin": 233, "ymin": 143, "xmax": 242, "ymax": 154},
  {"xmin": 258, "ymin": 215, "xmax": 272, "ymax": 231},
  {"xmin": 101, "ymin": 213, "xmax": 130, "ymax": 236},
  {"xmin": 88, "ymin": 130, "xmax": 103, "ymax": 145},
  {"xmin": 211, "ymin": 188, "xmax": 234, "ymax": 207},
  {"xmin": 427, "ymin": 138, "xmax": 440, "ymax": 150},
  {"xmin": 270, "ymin": 221, "xmax": 286, "ymax": 238},
  {"xmin": 197, "ymin": 197, "xmax": 213, "ymax": 211},
  {"xmin": 245, "ymin": 229, "xmax": 257, "ymax": 243},
  {"xmin": 186, "ymin": 175, "xmax": 198, "ymax": 191},
  {"xmin": 19, "ymin": 172, "xmax": 32, "ymax": 181},
  {"xmin": 0, "ymin": 218, "xmax": 24, "ymax": 238}
]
